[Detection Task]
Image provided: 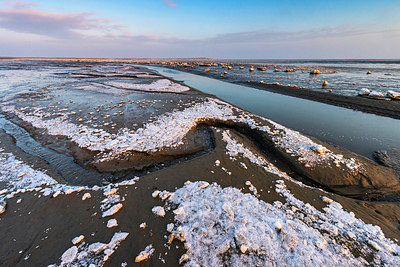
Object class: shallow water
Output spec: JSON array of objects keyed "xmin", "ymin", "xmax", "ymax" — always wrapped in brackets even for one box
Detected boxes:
[
  {"xmin": 148, "ymin": 66, "xmax": 400, "ymax": 160},
  {"xmin": 188, "ymin": 59, "xmax": 400, "ymax": 97}
]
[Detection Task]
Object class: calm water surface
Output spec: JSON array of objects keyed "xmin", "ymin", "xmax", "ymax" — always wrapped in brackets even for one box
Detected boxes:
[{"xmin": 149, "ymin": 66, "xmax": 400, "ymax": 160}]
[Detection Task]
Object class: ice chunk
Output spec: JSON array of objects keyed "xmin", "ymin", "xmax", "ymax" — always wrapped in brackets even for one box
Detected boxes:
[
  {"xmin": 358, "ymin": 88, "xmax": 370, "ymax": 96},
  {"xmin": 107, "ymin": 219, "xmax": 118, "ymax": 228},
  {"xmin": 135, "ymin": 244, "xmax": 154, "ymax": 263},
  {"xmin": 102, "ymin": 203, "xmax": 123, "ymax": 217},
  {"xmin": 82, "ymin": 193, "xmax": 91, "ymax": 200},
  {"xmin": 61, "ymin": 246, "xmax": 78, "ymax": 264},
  {"xmin": 72, "ymin": 235, "xmax": 84, "ymax": 245},
  {"xmin": 0, "ymin": 201, "xmax": 6, "ymax": 215},
  {"xmin": 152, "ymin": 190, "xmax": 161, "ymax": 198},
  {"xmin": 152, "ymin": 206, "xmax": 166, "ymax": 217}
]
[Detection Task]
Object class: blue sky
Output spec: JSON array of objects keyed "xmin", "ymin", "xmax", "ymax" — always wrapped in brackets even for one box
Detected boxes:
[{"xmin": 0, "ymin": 0, "xmax": 399, "ymax": 58}]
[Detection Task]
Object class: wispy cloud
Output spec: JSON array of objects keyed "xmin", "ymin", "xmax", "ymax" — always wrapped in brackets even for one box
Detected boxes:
[
  {"xmin": 0, "ymin": 0, "xmax": 127, "ymax": 38},
  {"xmin": 204, "ymin": 25, "xmax": 377, "ymax": 45},
  {"xmin": 162, "ymin": 0, "xmax": 177, "ymax": 7}
]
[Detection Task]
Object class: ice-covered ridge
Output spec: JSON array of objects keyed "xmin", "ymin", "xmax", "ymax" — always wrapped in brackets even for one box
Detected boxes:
[
  {"xmin": 103, "ymin": 79, "xmax": 190, "ymax": 93},
  {"xmin": 222, "ymin": 129, "xmax": 328, "ymax": 191},
  {"xmin": 267, "ymin": 120, "xmax": 362, "ymax": 171},
  {"xmin": 165, "ymin": 181, "xmax": 400, "ymax": 266},
  {"xmin": 1, "ymin": 97, "xmax": 362, "ymax": 173}
]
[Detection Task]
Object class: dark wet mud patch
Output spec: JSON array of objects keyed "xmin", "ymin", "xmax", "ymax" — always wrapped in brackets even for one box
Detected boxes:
[{"xmin": 374, "ymin": 149, "xmax": 400, "ymax": 176}]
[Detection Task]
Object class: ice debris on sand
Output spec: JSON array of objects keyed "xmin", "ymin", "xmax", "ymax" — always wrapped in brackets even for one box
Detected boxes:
[
  {"xmin": 135, "ymin": 244, "xmax": 155, "ymax": 262},
  {"xmin": 55, "ymin": 232, "xmax": 129, "ymax": 266},
  {"xmin": 161, "ymin": 181, "xmax": 400, "ymax": 266}
]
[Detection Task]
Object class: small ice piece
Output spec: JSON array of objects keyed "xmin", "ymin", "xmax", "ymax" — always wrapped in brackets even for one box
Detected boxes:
[
  {"xmin": 139, "ymin": 222, "xmax": 147, "ymax": 229},
  {"xmin": 179, "ymin": 254, "xmax": 189, "ymax": 264},
  {"xmin": 0, "ymin": 201, "xmax": 6, "ymax": 215},
  {"xmin": 386, "ymin": 90, "xmax": 400, "ymax": 99},
  {"xmin": 82, "ymin": 193, "xmax": 91, "ymax": 200},
  {"xmin": 16, "ymin": 199, "xmax": 22, "ymax": 204},
  {"xmin": 107, "ymin": 219, "xmax": 118, "ymax": 228},
  {"xmin": 0, "ymin": 189, "xmax": 8, "ymax": 195},
  {"xmin": 310, "ymin": 145, "xmax": 327, "ymax": 154},
  {"xmin": 65, "ymin": 189, "xmax": 74, "ymax": 195},
  {"xmin": 135, "ymin": 245, "xmax": 154, "ymax": 263},
  {"xmin": 369, "ymin": 91, "xmax": 385, "ymax": 99},
  {"xmin": 167, "ymin": 223, "xmax": 174, "ymax": 233},
  {"xmin": 53, "ymin": 191, "xmax": 61, "ymax": 198},
  {"xmin": 215, "ymin": 160, "xmax": 221, "ymax": 166},
  {"xmin": 358, "ymin": 88, "xmax": 370, "ymax": 96},
  {"xmin": 274, "ymin": 221, "xmax": 282, "ymax": 231},
  {"xmin": 152, "ymin": 206, "xmax": 166, "ymax": 217},
  {"xmin": 159, "ymin": 191, "xmax": 171, "ymax": 201},
  {"xmin": 87, "ymin": 242, "xmax": 107, "ymax": 254},
  {"xmin": 104, "ymin": 188, "xmax": 118, "ymax": 196},
  {"xmin": 322, "ymin": 196, "xmax": 333, "ymax": 204},
  {"xmin": 240, "ymin": 245, "xmax": 249, "ymax": 253},
  {"xmin": 152, "ymin": 190, "xmax": 161, "ymax": 198},
  {"xmin": 61, "ymin": 246, "xmax": 78, "ymax": 264},
  {"xmin": 72, "ymin": 235, "xmax": 84, "ymax": 245},
  {"xmin": 102, "ymin": 203, "xmax": 123, "ymax": 217},
  {"xmin": 199, "ymin": 181, "xmax": 210, "ymax": 189}
]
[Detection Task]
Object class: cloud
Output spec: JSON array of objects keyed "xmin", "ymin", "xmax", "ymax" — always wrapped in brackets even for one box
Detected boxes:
[
  {"xmin": 162, "ymin": 0, "xmax": 177, "ymax": 7},
  {"xmin": 0, "ymin": 0, "xmax": 127, "ymax": 38},
  {"xmin": 1, "ymin": 1, "xmax": 399, "ymax": 58},
  {"xmin": 204, "ymin": 25, "xmax": 376, "ymax": 45}
]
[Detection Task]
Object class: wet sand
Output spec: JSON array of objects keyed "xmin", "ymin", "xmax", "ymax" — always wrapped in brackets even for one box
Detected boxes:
[{"xmin": 1, "ymin": 61, "xmax": 400, "ymax": 266}]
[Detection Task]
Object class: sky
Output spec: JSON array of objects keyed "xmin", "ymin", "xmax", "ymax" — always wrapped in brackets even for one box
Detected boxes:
[{"xmin": 0, "ymin": 0, "xmax": 399, "ymax": 59}]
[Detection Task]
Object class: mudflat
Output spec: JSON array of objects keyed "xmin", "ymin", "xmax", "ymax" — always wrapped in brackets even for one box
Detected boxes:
[{"xmin": 0, "ymin": 60, "xmax": 400, "ymax": 266}]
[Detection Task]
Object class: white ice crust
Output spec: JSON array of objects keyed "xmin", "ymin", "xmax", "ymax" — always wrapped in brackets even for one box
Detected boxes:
[
  {"xmin": 165, "ymin": 181, "xmax": 400, "ymax": 266},
  {"xmin": 1, "ymin": 98, "xmax": 363, "ymax": 174},
  {"xmin": 103, "ymin": 79, "xmax": 189, "ymax": 93}
]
